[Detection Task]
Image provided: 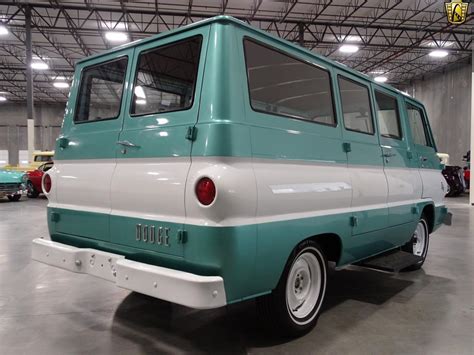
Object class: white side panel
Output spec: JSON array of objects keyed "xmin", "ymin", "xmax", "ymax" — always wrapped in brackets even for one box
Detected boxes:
[
  {"xmin": 185, "ymin": 157, "xmax": 258, "ymax": 226},
  {"xmin": 349, "ymin": 165, "xmax": 388, "ymax": 207},
  {"xmin": 420, "ymin": 169, "xmax": 447, "ymax": 206},
  {"xmin": 385, "ymin": 167, "xmax": 423, "ymax": 203},
  {"xmin": 51, "ymin": 160, "xmax": 115, "ymax": 213},
  {"xmin": 110, "ymin": 158, "xmax": 190, "ymax": 222},
  {"xmin": 46, "ymin": 157, "xmax": 436, "ymax": 227},
  {"xmin": 253, "ymin": 160, "xmax": 352, "ymax": 219}
]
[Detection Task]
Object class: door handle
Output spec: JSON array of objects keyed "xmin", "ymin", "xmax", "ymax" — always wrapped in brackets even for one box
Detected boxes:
[
  {"xmin": 116, "ymin": 140, "xmax": 140, "ymax": 148},
  {"xmin": 382, "ymin": 152, "xmax": 396, "ymax": 158},
  {"xmin": 420, "ymin": 156, "xmax": 428, "ymax": 162}
]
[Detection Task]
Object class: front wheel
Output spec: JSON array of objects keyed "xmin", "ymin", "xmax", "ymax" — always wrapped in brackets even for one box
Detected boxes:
[
  {"xmin": 7, "ymin": 194, "xmax": 21, "ymax": 202},
  {"xmin": 402, "ymin": 216, "xmax": 430, "ymax": 271},
  {"xmin": 257, "ymin": 240, "xmax": 327, "ymax": 337},
  {"xmin": 27, "ymin": 181, "xmax": 39, "ymax": 198}
]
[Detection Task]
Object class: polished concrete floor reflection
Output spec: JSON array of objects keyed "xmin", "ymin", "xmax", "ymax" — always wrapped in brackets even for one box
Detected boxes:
[{"xmin": 0, "ymin": 196, "xmax": 473, "ymax": 354}]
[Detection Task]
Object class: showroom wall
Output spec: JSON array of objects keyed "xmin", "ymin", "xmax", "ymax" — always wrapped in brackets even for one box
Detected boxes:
[
  {"xmin": 402, "ymin": 62, "xmax": 472, "ymax": 167},
  {"xmin": 0, "ymin": 103, "xmax": 65, "ymax": 164}
]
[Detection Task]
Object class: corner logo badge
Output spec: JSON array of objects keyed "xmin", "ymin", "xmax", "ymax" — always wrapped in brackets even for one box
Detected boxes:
[{"xmin": 445, "ymin": 0, "xmax": 469, "ymax": 24}]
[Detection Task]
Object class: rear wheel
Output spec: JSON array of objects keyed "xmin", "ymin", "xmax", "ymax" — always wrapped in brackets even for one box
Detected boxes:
[
  {"xmin": 257, "ymin": 240, "xmax": 327, "ymax": 337},
  {"xmin": 7, "ymin": 194, "xmax": 21, "ymax": 202},
  {"xmin": 402, "ymin": 216, "xmax": 429, "ymax": 271},
  {"xmin": 27, "ymin": 181, "xmax": 39, "ymax": 198}
]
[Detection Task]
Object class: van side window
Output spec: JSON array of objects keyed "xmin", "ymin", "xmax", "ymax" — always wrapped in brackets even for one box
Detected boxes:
[
  {"xmin": 374, "ymin": 90, "xmax": 402, "ymax": 139},
  {"xmin": 406, "ymin": 103, "xmax": 431, "ymax": 146},
  {"xmin": 338, "ymin": 76, "xmax": 374, "ymax": 135},
  {"xmin": 74, "ymin": 57, "xmax": 128, "ymax": 123},
  {"xmin": 244, "ymin": 39, "xmax": 335, "ymax": 126},
  {"xmin": 131, "ymin": 36, "xmax": 202, "ymax": 116}
]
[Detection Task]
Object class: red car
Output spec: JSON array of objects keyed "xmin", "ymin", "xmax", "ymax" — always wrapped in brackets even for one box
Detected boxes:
[{"xmin": 27, "ymin": 162, "xmax": 54, "ymax": 198}]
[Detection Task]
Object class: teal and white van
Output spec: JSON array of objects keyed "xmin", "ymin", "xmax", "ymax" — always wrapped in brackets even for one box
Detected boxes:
[{"xmin": 32, "ymin": 16, "xmax": 451, "ymax": 336}]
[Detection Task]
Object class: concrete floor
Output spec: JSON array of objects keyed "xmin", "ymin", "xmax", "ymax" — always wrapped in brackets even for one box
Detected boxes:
[{"xmin": 0, "ymin": 196, "xmax": 473, "ymax": 355}]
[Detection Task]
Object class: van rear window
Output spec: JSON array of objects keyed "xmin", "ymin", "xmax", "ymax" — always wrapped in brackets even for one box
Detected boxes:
[
  {"xmin": 244, "ymin": 39, "xmax": 335, "ymax": 126},
  {"xmin": 74, "ymin": 57, "xmax": 128, "ymax": 123},
  {"xmin": 131, "ymin": 36, "xmax": 202, "ymax": 116}
]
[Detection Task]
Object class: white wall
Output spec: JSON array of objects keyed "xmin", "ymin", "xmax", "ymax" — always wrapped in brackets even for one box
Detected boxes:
[
  {"xmin": 0, "ymin": 103, "xmax": 65, "ymax": 164},
  {"xmin": 402, "ymin": 63, "xmax": 472, "ymax": 167}
]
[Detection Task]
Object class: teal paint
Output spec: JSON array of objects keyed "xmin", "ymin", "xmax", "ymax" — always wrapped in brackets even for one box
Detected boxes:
[
  {"xmin": 0, "ymin": 169, "xmax": 25, "ymax": 183},
  {"xmin": 47, "ymin": 203, "xmax": 432, "ymax": 302}
]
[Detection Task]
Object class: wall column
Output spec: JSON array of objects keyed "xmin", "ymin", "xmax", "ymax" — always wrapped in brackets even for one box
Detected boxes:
[
  {"xmin": 470, "ymin": 49, "xmax": 474, "ymax": 206},
  {"xmin": 25, "ymin": 5, "xmax": 35, "ymax": 164},
  {"xmin": 7, "ymin": 126, "xmax": 19, "ymax": 166}
]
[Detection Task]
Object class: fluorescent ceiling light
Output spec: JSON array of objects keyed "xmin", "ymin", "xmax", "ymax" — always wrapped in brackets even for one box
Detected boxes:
[
  {"xmin": 429, "ymin": 49, "xmax": 449, "ymax": 58},
  {"xmin": 374, "ymin": 76, "xmax": 388, "ymax": 83},
  {"xmin": 339, "ymin": 35, "xmax": 362, "ymax": 42},
  {"xmin": 425, "ymin": 41, "xmax": 454, "ymax": 48},
  {"xmin": 0, "ymin": 96, "xmax": 7, "ymax": 102},
  {"xmin": 53, "ymin": 82, "xmax": 69, "ymax": 88},
  {"xmin": 105, "ymin": 31, "xmax": 128, "ymax": 42},
  {"xmin": 370, "ymin": 70, "xmax": 385, "ymax": 75},
  {"xmin": 32, "ymin": 55, "xmax": 49, "ymax": 60},
  {"xmin": 31, "ymin": 62, "xmax": 49, "ymax": 70},
  {"xmin": 135, "ymin": 99, "xmax": 147, "ymax": 105},
  {"xmin": 0, "ymin": 25, "xmax": 8, "ymax": 36},
  {"xmin": 339, "ymin": 44, "xmax": 359, "ymax": 53},
  {"xmin": 52, "ymin": 76, "xmax": 66, "ymax": 80},
  {"xmin": 102, "ymin": 21, "xmax": 127, "ymax": 30},
  {"xmin": 134, "ymin": 86, "xmax": 146, "ymax": 99}
]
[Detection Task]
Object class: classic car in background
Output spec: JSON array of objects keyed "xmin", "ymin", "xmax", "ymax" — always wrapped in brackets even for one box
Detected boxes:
[
  {"xmin": 26, "ymin": 162, "xmax": 54, "ymax": 198},
  {"xmin": 0, "ymin": 169, "xmax": 27, "ymax": 201},
  {"xmin": 4, "ymin": 150, "xmax": 54, "ymax": 172}
]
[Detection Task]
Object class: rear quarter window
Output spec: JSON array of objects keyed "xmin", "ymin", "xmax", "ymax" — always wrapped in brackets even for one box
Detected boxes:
[{"xmin": 244, "ymin": 38, "xmax": 336, "ymax": 126}]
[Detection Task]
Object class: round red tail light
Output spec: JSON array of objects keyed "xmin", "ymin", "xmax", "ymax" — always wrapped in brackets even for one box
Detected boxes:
[
  {"xmin": 195, "ymin": 177, "xmax": 216, "ymax": 206},
  {"xmin": 43, "ymin": 174, "xmax": 52, "ymax": 193}
]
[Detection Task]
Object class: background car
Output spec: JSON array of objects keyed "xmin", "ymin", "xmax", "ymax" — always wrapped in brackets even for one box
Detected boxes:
[
  {"xmin": 4, "ymin": 151, "xmax": 54, "ymax": 172},
  {"xmin": 0, "ymin": 169, "xmax": 27, "ymax": 201},
  {"xmin": 26, "ymin": 161, "xmax": 54, "ymax": 198}
]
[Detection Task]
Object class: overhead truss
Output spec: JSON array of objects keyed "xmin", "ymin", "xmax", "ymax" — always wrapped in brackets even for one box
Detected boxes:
[{"xmin": 0, "ymin": 0, "xmax": 472, "ymax": 103}]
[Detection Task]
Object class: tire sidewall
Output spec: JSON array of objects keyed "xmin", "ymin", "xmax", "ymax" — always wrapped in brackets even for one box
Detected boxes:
[
  {"xmin": 275, "ymin": 241, "xmax": 328, "ymax": 334},
  {"xmin": 402, "ymin": 217, "xmax": 430, "ymax": 269},
  {"xmin": 27, "ymin": 181, "xmax": 37, "ymax": 198},
  {"xmin": 7, "ymin": 194, "xmax": 21, "ymax": 202}
]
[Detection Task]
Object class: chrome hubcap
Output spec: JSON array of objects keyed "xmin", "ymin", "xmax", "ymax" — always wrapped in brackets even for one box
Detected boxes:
[
  {"xmin": 286, "ymin": 251, "xmax": 322, "ymax": 321},
  {"xmin": 412, "ymin": 221, "xmax": 426, "ymax": 256}
]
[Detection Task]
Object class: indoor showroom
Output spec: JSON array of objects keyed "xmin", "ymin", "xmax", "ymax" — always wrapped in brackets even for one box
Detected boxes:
[{"xmin": 0, "ymin": 0, "xmax": 473, "ymax": 354}]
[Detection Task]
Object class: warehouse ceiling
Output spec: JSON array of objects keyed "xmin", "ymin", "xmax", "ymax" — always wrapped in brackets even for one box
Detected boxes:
[{"xmin": 0, "ymin": 0, "xmax": 472, "ymax": 103}]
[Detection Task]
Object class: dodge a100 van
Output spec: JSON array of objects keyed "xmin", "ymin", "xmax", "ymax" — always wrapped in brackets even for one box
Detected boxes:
[{"xmin": 32, "ymin": 16, "xmax": 451, "ymax": 336}]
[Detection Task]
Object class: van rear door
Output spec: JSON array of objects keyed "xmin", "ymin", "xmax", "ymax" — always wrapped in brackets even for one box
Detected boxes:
[
  {"xmin": 372, "ymin": 87, "xmax": 422, "ymax": 228},
  {"xmin": 53, "ymin": 50, "xmax": 132, "ymax": 241},
  {"xmin": 110, "ymin": 29, "xmax": 208, "ymax": 257},
  {"xmin": 404, "ymin": 100, "xmax": 444, "ymax": 203}
]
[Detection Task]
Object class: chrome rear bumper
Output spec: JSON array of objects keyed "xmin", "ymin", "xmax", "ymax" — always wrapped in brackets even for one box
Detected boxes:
[{"xmin": 32, "ymin": 238, "xmax": 226, "ymax": 309}]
